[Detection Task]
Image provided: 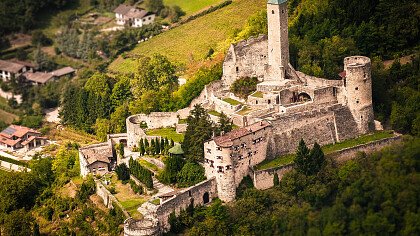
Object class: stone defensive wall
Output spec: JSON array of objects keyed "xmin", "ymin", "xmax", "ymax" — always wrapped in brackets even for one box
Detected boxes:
[
  {"xmin": 267, "ymin": 104, "xmax": 359, "ymax": 157},
  {"xmin": 155, "ymin": 178, "xmax": 217, "ymax": 232},
  {"xmin": 295, "ymin": 71, "xmax": 343, "ymax": 88},
  {"xmin": 124, "ymin": 217, "xmax": 160, "ymax": 236},
  {"xmin": 252, "ymin": 133, "xmax": 402, "ymax": 190}
]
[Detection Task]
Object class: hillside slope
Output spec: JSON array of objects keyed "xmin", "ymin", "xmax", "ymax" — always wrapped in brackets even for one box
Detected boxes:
[{"xmin": 108, "ymin": 0, "xmax": 265, "ymax": 74}]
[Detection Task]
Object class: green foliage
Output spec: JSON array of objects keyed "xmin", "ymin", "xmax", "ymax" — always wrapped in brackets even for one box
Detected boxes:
[
  {"xmin": 145, "ymin": 0, "xmax": 165, "ymax": 14},
  {"xmin": 129, "ymin": 179, "xmax": 143, "ymax": 194},
  {"xmin": 159, "ymin": 154, "xmax": 185, "ymax": 184},
  {"xmin": 76, "ymin": 175, "xmax": 95, "ymax": 201},
  {"xmin": 129, "ymin": 158, "xmax": 153, "ymax": 189},
  {"xmin": 31, "ymin": 30, "xmax": 52, "ymax": 46},
  {"xmin": 273, "ymin": 173, "xmax": 279, "ymax": 186},
  {"xmin": 177, "ymin": 162, "xmax": 206, "ymax": 187},
  {"xmin": 173, "ymin": 138, "xmax": 420, "ymax": 235},
  {"xmin": 56, "ymin": 27, "xmax": 97, "ymax": 60},
  {"xmin": 183, "ymin": 104, "xmax": 214, "ymax": 162},
  {"xmin": 115, "ymin": 163, "xmax": 130, "ymax": 181},
  {"xmin": 294, "ymin": 140, "xmax": 326, "ymax": 176},
  {"xmin": 1, "ymin": 208, "xmax": 35, "ymax": 236},
  {"xmin": 214, "ymin": 112, "xmax": 233, "ymax": 136},
  {"xmin": 52, "ymin": 144, "xmax": 80, "ymax": 184},
  {"xmin": 230, "ymin": 77, "xmax": 259, "ymax": 99}
]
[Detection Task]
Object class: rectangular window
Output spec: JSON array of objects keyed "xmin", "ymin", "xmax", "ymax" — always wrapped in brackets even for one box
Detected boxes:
[{"xmin": 207, "ymin": 148, "xmax": 211, "ymax": 153}]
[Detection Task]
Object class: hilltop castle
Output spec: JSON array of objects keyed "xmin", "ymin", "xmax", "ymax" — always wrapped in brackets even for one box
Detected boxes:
[{"xmin": 81, "ymin": 0, "xmax": 380, "ymax": 235}]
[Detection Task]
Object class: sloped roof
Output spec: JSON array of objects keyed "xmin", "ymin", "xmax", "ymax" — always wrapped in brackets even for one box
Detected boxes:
[
  {"xmin": 0, "ymin": 60, "xmax": 25, "ymax": 73},
  {"xmin": 114, "ymin": 4, "xmax": 133, "ymax": 14},
  {"xmin": 24, "ymin": 72, "xmax": 54, "ymax": 84},
  {"xmin": 213, "ymin": 121, "xmax": 271, "ymax": 147},
  {"xmin": 125, "ymin": 8, "xmax": 149, "ymax": 19},
  {"xmin": 80, "ymin": 144, "xmax": 113, "ymax": 166},
  {"xmin": 50, "ymin": 66, "xmax": 75, "ymax": 77},
  {"xmin": 0, "ymin": 125, "xmax": 40, "ymax": 139},
  {"xmin": 268, "ymin": 0, "xmax": 288, "ymax": 4}
]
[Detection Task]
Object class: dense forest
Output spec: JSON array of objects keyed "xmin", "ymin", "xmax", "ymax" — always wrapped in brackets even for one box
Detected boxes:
[{"xmin": 170, "ymin": 137, "xmax": 420, "ymax": 235}]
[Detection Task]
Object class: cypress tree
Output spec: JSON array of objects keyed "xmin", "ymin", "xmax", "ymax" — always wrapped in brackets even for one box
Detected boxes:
[
  {"xmin": 170, "ymin": 139, "xmax": 174, "ymax": 147},
  {"xmin": 308, "ymin": 142, "xmax": 325, "ymax": 175},
  {"xmin": 145, "ymin": 139, "xmax": 150, "ymax": 155},
  {"xmin": 139, "ymin": 138, "xmax": 145, "ymax": 156},
  {"xmin": 160, "ymin": 138, "xmax": 165, "ymax": 153},
  {"xmin": 151, "ymin": 139, "xmax": 155, "ymax": 155},
  {"xmin": 273, "ymin": 173, "xmax": 280, "ymax": 186},
  {"xmin": 155, "ymin": 137, "xmax": 160, "ymax": 154}
]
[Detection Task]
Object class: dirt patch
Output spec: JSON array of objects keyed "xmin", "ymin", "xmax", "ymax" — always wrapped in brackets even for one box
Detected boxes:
[
  {"xmin": 383, "ymin": 54, "xmax": 415, "ymax": 69},
  {"xmin": 90, "ymin": 194, "xmax": 109, "ymax": 212},
  {"xmin": 59, "ymin": 181, "xmax": 77, "ymax": 198},
  {"xmin": 8, "ymin": 33, "xmax": 32, "ymax": 49}
]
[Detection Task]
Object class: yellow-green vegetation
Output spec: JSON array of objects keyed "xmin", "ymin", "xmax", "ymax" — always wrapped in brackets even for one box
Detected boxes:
[
  {"xmin": 120, "ymin": 199, "xmax": 145, "ymax": 219},
  {"xmin": 223, "ymin": 97, "xmax": 242, "ymax": 106},
  {"xmin": 256, "ymin": 154, "xmax": 294, "ymax": 170},
  {"xmin": 237, "ymin": 106, "xmax": 251, "ymax": 115},
  {"xmin": 47, "ymin": 124, "xmax": 98, "ymax": 144},
  {"xmin": 108, "ymin": 0, "xmax": 265, "ymax": 73},
  {"xmin": 251, "ymin": 91, "xmax": 263, "ymax": 98},
  {"xmin": 138, "ymin": 159, "xmax": 160, "ymax": 172},
  {"xmin": 145, "ymin": 127, "xmax": 185, "ymax": 143},
  {"xmin": 256, "ymin": 130, "xmax": 396, "ymax": 170},
  {"xmin": 208, "ymin": 110, "xmax": 222, "ymax": 117},
  {"xmin": 164, "ymin": 0, "xmax": 225, "ymax": 16},
  {"xmin": 0, "ymin": 109, "xmax": 18, "ymax": 124},
  {"xmin": 322, "ymin": 130, "xmax": 395, "ymax": 154},
  {"xmin": 150, "ymin": 198, "xmax": 161, "ymax": 205},
  {"xmin": 178, "ymin": 118, "xmax": 188, "ymax": 124}
]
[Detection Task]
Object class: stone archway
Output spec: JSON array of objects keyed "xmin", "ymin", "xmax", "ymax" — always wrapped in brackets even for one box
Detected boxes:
[
  {"xmin": 203, "ymin": 192, "xmax": 210, "ymax": 204},
  {"xmin": 297, "ymin": 92, "xmax": 311, "ymax": 102}
]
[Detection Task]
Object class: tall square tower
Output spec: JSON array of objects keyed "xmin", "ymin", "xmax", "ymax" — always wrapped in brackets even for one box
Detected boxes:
[{"xmin": 267, "ymin": 0, "xmax": 289, "ymax": 80}]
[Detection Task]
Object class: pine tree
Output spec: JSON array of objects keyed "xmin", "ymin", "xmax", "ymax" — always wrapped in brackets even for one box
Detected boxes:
[
  {"xmin": 139, "ymin": 138, "xmax": 145, "ymax": 156},
  {"xmin": 273, "ymin": 173, "xmax": 280, "ymax": 186},
  {"xmin": 295, "ymin": 139, "xmax": 310, "ymax": 175},
  {"xmin": 217, "ymin": 112, "xmax": 233, "ymax": 135},
  {"xmin": 170, "ymin": 139, "xmax": 175, "ymax": 147},
  {"xmin": 308, "ymin": 142, "xmax": 325, "ymax": 175},
  {"xmin": 145, "ymin": 139, "xmax": 150, "ymax": 155},
  {"xmin": 155, "ymin": 137, "xmax": 160, "ymax": 154}
]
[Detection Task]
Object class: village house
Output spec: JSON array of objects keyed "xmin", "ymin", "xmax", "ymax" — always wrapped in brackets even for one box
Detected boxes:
[
  {"xmin": 113, "ymin": 4, "xmax": 155, "ymax": 28},
  {"xmin": 79, "ymin": 143, "xmax": 115, "ymax": 177},
  {"xmin": 24, "ymin": 66, "xmax": 76, "ymax": 85},
  {"xmin": 0, "ymin": 125, "xmax": 48, "ymax": 151},
  {"xmin": 0, "ymin": 59, "xmax": 32, "ymax": 81}
]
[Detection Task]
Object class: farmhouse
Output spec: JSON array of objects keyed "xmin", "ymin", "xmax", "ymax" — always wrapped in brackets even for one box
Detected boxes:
[
  {"xmin": 79, "ymin": 143, "xmax": 115, "ymax": 177},
  {"xmin": 0, "ymin": 125, "xmax": 48, "ymax": 151},
  {"xmin": 0, "ymin": 60, "xmax": 31, "ymax": 81},
  {"xmin": 114, "ymin": 4, "xmax": 155, "ymax": 28}
]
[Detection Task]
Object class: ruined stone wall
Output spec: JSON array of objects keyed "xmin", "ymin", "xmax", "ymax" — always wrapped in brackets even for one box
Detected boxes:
[
  {"xmin": 268, "ymin": 106, "xmax": 339, "ymax": 157},
  {"xmin": 124, "ymin": 218, "xmax": 160, "ymax": 236},
  {"xmin": 222, "ymin": 35, "xmax": 268, "ymax": 87},
  {"xmin": 212, "ymin": 95, "xmax": 242, "ymax": 115},
  {"xmin": 251, "ymin": 164, "xmax": 293, "ymax": 190},
  {"xmin": 313, "ymin": 87, "xmax": 338, "ymax": 104},
  {"xmin": 156, "ymin": 178, "xmax": 217, "ymax": 232}
]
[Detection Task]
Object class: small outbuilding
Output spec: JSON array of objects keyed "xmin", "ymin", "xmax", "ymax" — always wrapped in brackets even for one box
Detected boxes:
[{"xmin": 168, "ymin": 144, "xmax": 184, "ymax": 157}]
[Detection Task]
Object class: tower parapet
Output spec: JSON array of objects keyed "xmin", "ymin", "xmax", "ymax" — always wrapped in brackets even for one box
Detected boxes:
[{"xmin": 343, "ymin": 56, "xmax": 374, "ymax": 134}]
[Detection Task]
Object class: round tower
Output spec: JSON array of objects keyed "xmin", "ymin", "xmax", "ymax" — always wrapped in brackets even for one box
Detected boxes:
[{"xmin": 343, "ymin": 56, "xmax": 374, "ymax": 134}]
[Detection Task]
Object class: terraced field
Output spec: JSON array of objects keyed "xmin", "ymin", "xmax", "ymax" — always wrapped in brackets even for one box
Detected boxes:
[
  {"xmin": 164, "ymin": 0, "xmax": 225, "ymax": 16},
  {"xmin": 108, "ymin": 0, "xmax": 265, "ymax": 74}
]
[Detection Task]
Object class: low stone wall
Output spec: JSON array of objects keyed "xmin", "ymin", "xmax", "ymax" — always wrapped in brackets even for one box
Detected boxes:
[
  {"xmin": 175, "ymin": 123, "xmax": 187, "ymax": 133},
  {"xmin": 156, "ymin": 178, "xmax": 217, "ymax": 232},
  {"xmin": 124, "ymin": 217, "xmax": 160, "ymax": 236},
  {"xmin": 95, "ymin": 180, "xmax": 130, "ymax": 217},
  {"xmin": 252, "ymin": 164, "xmax": 293, "ymax": 190},
  {"xmin": 0, "ymin": 161, "xmax": 29, "ymax": 172},
  {"xmin": 252, "ymin": 134, "xmax": 402, "ymax": 190},
  {"xmin": 331, "ymin": 134, "xmax": 403, "ymax": 162}
]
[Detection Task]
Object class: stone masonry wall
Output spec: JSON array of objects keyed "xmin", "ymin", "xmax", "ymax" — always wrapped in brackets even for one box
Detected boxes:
[
  {"xmin": 252, "ymin": 164, "xmax": 293, "ymax": 190},
  {"xmin": 156, "ymin": 178, "xmax": 217, "ymax": 232}
]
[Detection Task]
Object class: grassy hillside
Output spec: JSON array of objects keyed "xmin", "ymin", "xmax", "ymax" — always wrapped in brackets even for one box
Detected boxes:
[
  {"xmin": 164, "ymin": 0, "xmax": 225, "ymax": 16},
  {"xmin": 108, "ymin": 0, "xmax": 265, "ymax": 74}
]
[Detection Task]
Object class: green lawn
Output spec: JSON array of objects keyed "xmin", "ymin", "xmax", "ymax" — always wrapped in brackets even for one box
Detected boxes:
[
  {"xmin": 237, "ymin": 106, "xmax": 251, "ymax": 115},
  {"xmin": 223, "ymin": 97, "xmax": 242, "ymax": 106},
  {"xmin": 108, "ymin": 0, "xmax": 266, "ymax": 73},
  {"xmin": 120, "ymin": 199, "xmax": 145, "ymax": 219},
  {"xmin": 145, "ymin": 127, "xmax": 185, "ymax": 143},
  {"xmin": 138, "ymin": 159, "xmax": 160, "ymax": 172},
  {"xmin": 164, "ymin": 0, "xmax": 225, "ymax": 16},
  {"xmin": 251, "ymin": 91, "xmax": 263, "ymax": 98},
  {"xmin": 256, "ymin": 154, "xmax": 294, "ymax": 170},
  {"xmin": 322, "ymin": 130, "xmax": 395, "ymax": 154},
  {"xmin": 255, "ymin": 131, "xmax": 395, "ymax": 170},
  {"xmin": 208, "ymin": 110, "xmax": 222, "ymax": 117}
]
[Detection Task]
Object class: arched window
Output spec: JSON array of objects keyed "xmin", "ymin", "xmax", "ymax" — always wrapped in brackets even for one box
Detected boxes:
[
  {"xmin": 203, "ymin": 192, "xmax": 210, "ymax": 204},
  {"xmin": 272, "ymin": 10, "xmax": 275, "ymax": 14}
]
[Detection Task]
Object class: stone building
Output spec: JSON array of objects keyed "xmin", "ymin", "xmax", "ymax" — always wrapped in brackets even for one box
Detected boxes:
[
  {"xmin": 114, "ymin": 4, "xmax": 156, "ymax": 28},
  {"xmin": 204, "ymin": 121, "xmax": 272, "ymax": 202},
  {"xmin": 79, "ymin": 142, "xmax": 115, "ymax": 177}
]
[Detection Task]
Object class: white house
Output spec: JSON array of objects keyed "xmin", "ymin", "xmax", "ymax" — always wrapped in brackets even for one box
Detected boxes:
[
  {"xmin": 113, "ymin": 4, "xmax": 155, "ymax": 28},
  {"xmin": 0, "ymin": 60, "xmax": 29, "ymax": 81}
]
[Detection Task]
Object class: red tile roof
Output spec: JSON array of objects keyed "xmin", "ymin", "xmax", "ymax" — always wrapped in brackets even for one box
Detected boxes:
[{"xmin": 213, "ymin": 120, "xmax": 271, "ymax": 147}]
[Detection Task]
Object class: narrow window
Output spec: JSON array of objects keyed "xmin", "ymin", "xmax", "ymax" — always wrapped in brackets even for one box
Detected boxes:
[
  {"xmin": 282, "ymin": 10, "xmax": 284, "ymax": 14},
  {"xmin": 268, "ymin": 99, "xmax": 271, "ymax": 104},
  {"xmin": 355, "ymin": 87, "xmax": 359, "ymax": 90},
  {"xmin": 272, "ymin": 10, "xmax": 275, "ymax": 14},
  {"xmin": 236, "ymin": 67, "xmax": 239, "ymax": 72}
]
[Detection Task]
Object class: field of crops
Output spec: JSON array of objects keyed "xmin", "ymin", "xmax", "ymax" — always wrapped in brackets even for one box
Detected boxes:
[{"xmin": 108, "ymin": 0, "xmax": 265, "ymax": 74}]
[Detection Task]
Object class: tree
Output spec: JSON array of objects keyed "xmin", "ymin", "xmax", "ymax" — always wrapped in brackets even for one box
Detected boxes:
[
  {"xmin": 294, "ymin": 139, "xmax": 310, "ymax": 175},
  {"xmin": 31, "ymin": 30, "xmax": 51, "ymax": 46},
  {"xmin": 145, "ymin": 0, "xmax": 164, "ymax": 14},
  {"xmin": 160, "ymin": 155, "xmax": 185, "ymax": 184},
  {"xmin": 308, "ymin": 142, "xmax": 325, "ymax": 175},
  {"xmin": 230, "ymin": 77, "xmax": 259, "ymax": 99},
  {"xmin": 33, "ymin": 44, "xmax": 53, "ymax": 71},
  {"xmin": 110, "ymin": 76, "xmax": 132, "ymax": 108},
  {"xmin": 115, "ymin": 163, "xmax": 130, "ymax": 181},
  {"xmin": 155, "ymin": 137, "xmax": 160, "ymax": 154},
  {"xmin": 151, "ymin": 139, "xmax": 156, "ymax": 155},
  {"xmin": 273, "ymin": 173, "xmax": 280, "ymax": 186},
  {"xmin": 216, "ymin": 112, "xmax": 233, "ymax": 136},
  {"xmin": 2, "ymin": 209, "xmax": 34, "ymax": 236},
  {"xmin": 177, "ymin": 162, "xmax": 206, "ymax": 187},
  {"xmin": 183, "ymin": 104, "xmax": 214, "ymax": 162},
  {"xmin": 95, "ymin": 118, "xmax": 111, "ymax": 141}
]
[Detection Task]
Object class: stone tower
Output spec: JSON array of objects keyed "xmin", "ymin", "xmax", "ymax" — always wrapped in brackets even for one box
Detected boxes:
[
  {"xmin": 343, "ymin": 56, "xmax": 374, "ymax": 134},
  {"xmin": 267, "ymin": 0, "xmax": 289, "ymax": 80}
]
